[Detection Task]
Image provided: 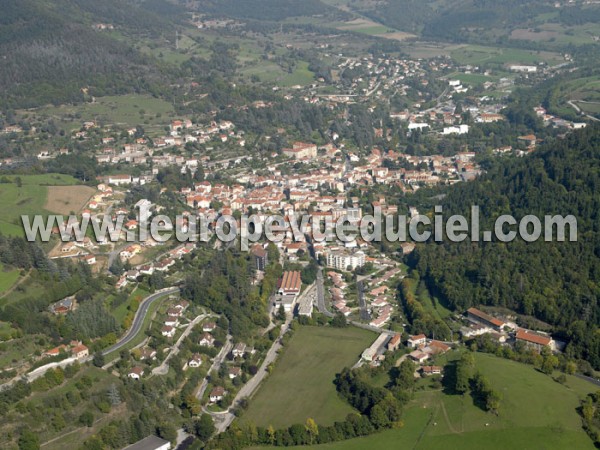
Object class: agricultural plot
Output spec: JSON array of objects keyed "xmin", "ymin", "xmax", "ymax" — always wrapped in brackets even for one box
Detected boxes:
[
  {"xmin": 0, "ymin": 174, "xmax": 80, "ymax": 236},
  {"xmin": 45, "ymin": 185, "xmax": 96, "ymax": 215},
  {"xmin": 450, "ymin": 45, "xmax": 564, "ymax": 67},
  {"xmin": 28, "ymin": 94, "xmax": 175, "ymax": 132},
  {"xmin": 253, "ymin": 352, "xmax": 596, "ymax": 450},
  {"xmin": 242, "ymin": 325, "xmax": 375, "ymax": 428}
]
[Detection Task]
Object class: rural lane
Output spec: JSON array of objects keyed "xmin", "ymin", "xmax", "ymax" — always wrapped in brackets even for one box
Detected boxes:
[{"xmin": 207, "ymin": 312, "xmax": 294, "ymax": 433}]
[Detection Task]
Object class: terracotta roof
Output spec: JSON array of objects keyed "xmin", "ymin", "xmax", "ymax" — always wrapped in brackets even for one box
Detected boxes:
[
  {"xmin": 516, "ymin": 329, "xmax": 552, "ymax": 346},
  {"xmin": 71, "ymin": 344, "xmax": 88, "ymax": 354},
  {"xmin": 388, "ymin": 334, "xmax": 401, "ymax": 346},
  {"xmin": 467, "ymin": 307, "xmax": 504, "ymax": 328},
  {"xmin": 279, "ymin": 271, "xmax": 301, "ymax": 293},
  {"xmin": 409, "ymin": 334, "xmax": 426, "ymax": 341}
]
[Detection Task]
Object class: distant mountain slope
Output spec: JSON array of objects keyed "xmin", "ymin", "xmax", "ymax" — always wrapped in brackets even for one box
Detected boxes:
[
  {"xmin": 184, "ymin": 0, "xmax": 349, "ymax": 21},
  {"xmin": 0, "ymin": 0, "xmax": 181, "ymax": 108},
  {"xmin": 347, "ymin": 0, "xmax": 600, "ymax": 45},
  {"xmin": 412, "ymin": 126, "xmax": 600, "ymax": 368}
]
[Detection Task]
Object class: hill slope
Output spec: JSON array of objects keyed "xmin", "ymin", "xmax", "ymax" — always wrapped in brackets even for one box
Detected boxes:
[
  {"xmin": 0, "ymin": 0, "xmax": 180, "ymax": 108},
  {"xmin": 413, "ymin": 126, "xmax": 600, "ymax": 368}
]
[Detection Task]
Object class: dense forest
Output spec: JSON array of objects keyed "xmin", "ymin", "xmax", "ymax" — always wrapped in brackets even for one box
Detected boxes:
[
  {"xmin": 182, "ymin": 250, "xmax": 271, "ymax": 339},
  {"xmin": 411, "ymin": 125, "xmax": 600, "ymax": 368},
  {"xmin": 0, "ymin": 0, "xmax": 180, "ymax": 108}
]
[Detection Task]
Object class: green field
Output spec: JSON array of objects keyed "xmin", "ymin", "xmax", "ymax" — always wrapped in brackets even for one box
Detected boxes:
[
  {"xmin": 450, "ymin": 45, "xmax": 563, "ymax": 67},
  {"xmin": 241, "ymin": 59, "xmax": 315, "ymax": 87},
  {"xmin": 447, "ymin": 72, "xmax": 500, "ymax": 86},
  {"xmin": 281, "ymin": 61, "xmax": 315, "ymax": 87},
  {"xmin": 252, "ymin": 352, "xmax": 596, "ymax": 449},
  {"xmin": 242, "ymin": 325, "xmax": 376, "ymax": 428},
  {"xmin": 0, "ymin": 174, "xmax": 79, "ymax": 236},
  {"xmin": 30, "ymin": 94, "xmax": 175, "ymax": 132},
  {"xmin": 0, "ymin": 263, "xmax": 20, "ymax": 295}
]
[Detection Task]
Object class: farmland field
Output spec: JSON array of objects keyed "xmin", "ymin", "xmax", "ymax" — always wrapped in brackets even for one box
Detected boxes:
[
  {"xmin": 450, "ymin": 45, "xmax": 564, "ymax": 67},
  {"xmin": 251, "ymin": 352, "xmax": 596, "ymax": 450},
  {"xmin": 241, "ymin": 325, "xmax": 376, "ymax": 428},
  {"xmin": 335, "ymin": 18, "xmax": 415, "ymax": 40},
  {"xmin": 0, "ymin": 174, "xmax": 80, "ymax": 236},
  {"xmin": 28, "ymin": 94, "xmax": 176, "ymax": 132},
  {"xmin": 45, "ymin": 185, "xmax": 96, "ymax": 215}
]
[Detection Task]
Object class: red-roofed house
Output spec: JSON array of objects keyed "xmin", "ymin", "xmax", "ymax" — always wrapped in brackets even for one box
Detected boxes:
[
  {"xmin": 71, "ymin": 344, "xmax": 89, "ymax": 359},
  {"xmin": 408, "ymin": 334, "xmax": 427, "ymax": 348},
  {"xmin": 387, "ymin": 333, "xmax": 401, "ymax": 351},
  {"xmin": 516, "ymin": 329, "xmax": 555, "ymax": 352},
  {"xmin": 466, "ymin": 307, "xmax": 505, "ymax": 330}
]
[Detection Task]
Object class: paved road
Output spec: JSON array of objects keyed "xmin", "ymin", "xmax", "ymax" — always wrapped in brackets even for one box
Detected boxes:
[
  {"xmin": 196, "ymin": 335, "xmax": 233, "ymax": 401},
  {"xmin": 207, "ymin": 313, "xmax": 294, "ymax": 433},
  {"xmin": 568, "ymin": 100, "xmax": 600, "ymax": 122},
  {"xmin": 102, "ymin": 286, "xmax": 180, "ymax": 355},
  {"xmin": 356, "ymin": 278, "xmax": 370, "ymax": 321},
  {"xmin": 316, "ymin": 268, "xmax": 334, "ymax": 317},
  {"xmin": 152, "ymin": 312, "xmax": 213, "ymax": 376},
  {"xmin": 575, "ymin": 373, "xmax": 600, "ymax": 387}
]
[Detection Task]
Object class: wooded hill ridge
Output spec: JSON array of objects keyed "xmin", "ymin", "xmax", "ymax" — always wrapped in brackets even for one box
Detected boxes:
[{"xmin": 412, "ymin": 125, "xmax": 600, "ymax": 369}]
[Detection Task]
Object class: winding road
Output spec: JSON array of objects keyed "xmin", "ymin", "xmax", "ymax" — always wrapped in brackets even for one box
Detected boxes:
[{"xmin": 102, "ymin": 286, "xmax": 180, "ymax": 356}]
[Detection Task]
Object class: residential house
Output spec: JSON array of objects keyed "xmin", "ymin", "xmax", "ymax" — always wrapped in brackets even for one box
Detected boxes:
[
  {"xmin": 71, "ymin": 344, "xmax": 89, "ymax": 360},
  {"xmin": 232, "ymin": 343, "xmax": 246, "ymax": 359},
  {"xmin": 387, "ymin": 333, "xmax": 401, "ymax": 352},
  {"xmin": 199, "ymin": 333, "xmax": 215, "ymax": 347},
  {"xmin": 140, "ymin": 348, "xmax": 157, "ymax": 360},
  {"xmin": 160, "ymin": 325, "xmax": 177, "ymax": 338},
  {"xmin": 164, "ymin": 317, "xmax": 179, "ymax": 327},
  {"xmin": 188, "ymin": 354, "xmax": 203, "ymax": 368},
  {"xmin": 421, "ymin": 366, "xmax": 443, "ymax": 376},
  {"xmin": 167, "ymin": 308, "xmax": 182, "ymax": 318},
  {"xmin": 209, "ymin": 386, "xmax": 225, "ymax": 403},
  {"xmin": 228, "ymin": 367, "xmax": 241, "ymax": 379},
  {"xmin": 128, "ymin": 366, "xmax": 144, "ymax": 380},
  {"xmin": 409, "ymin": 350, "xmax": 429, "ymax": 364},
  {"xmin": 407, "ymin": 334, "xmax": 427, "ymax": 348},
  {"xmin": 84, "ymin": 254, "xmax": 96, "ymax": 265},
  {"xmin": 202, "ymin": 322, "xmax": 217, "ymax": 332}
]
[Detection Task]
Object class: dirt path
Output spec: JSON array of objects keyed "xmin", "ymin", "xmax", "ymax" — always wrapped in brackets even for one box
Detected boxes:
[
  {"xmin": 440, "ymin": 398, "xmax": 460, "ymax": 434},
  {"xmin": 0, "ymin": 269, "xmax": 31, "ymax": 299}
]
